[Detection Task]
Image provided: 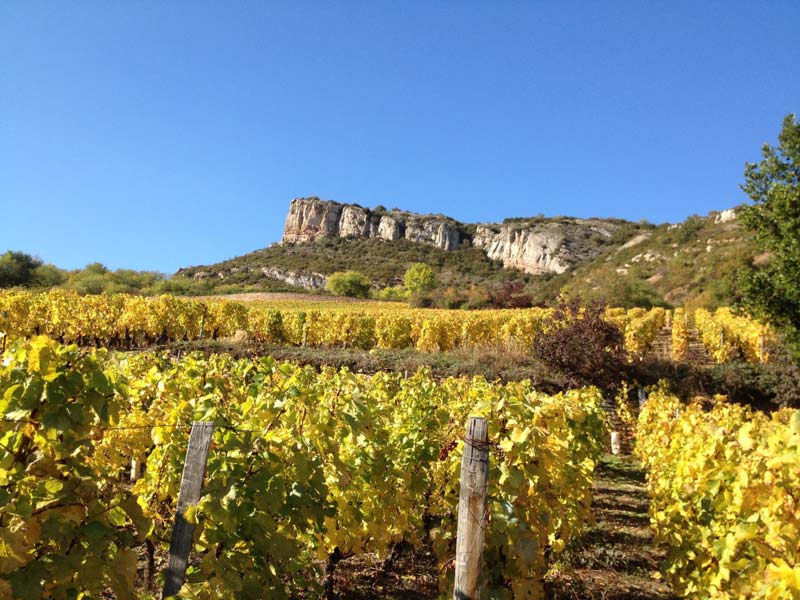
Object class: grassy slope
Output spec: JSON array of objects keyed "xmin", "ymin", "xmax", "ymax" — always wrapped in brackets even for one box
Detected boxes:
[
  {"xmin": 178, "ymin": 237, "xmax": 536, "ymax": 289},
  {"xmin": 533, "ymin": 213, "xmax": 759, "ymax": 308}
]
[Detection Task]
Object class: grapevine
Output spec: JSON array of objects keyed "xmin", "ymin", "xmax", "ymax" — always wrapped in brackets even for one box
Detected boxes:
[
  {"xmin": 636, "ymin": 388, "xmax": 800, "ymax": 598},
  {"xmin": 1, "ymin": 336, "xmax": 609, "ymax": 598}
]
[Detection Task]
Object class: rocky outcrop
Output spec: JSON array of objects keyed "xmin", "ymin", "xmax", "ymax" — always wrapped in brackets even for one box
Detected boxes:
[
  {"xmin": 338, "ymin": 205, "xmax": 369, "ymax": 238},
  {"xmin": 472, "ymin": 224, "xmax": 570, "ymax": 274},
  {"xmin": 374, "ymin": 214, "xmax": 401, "ymax": 241},
  {"xmin": 281, "ymin": 198, "xmax": 632, "ymax": 275},
  {"xmin": 714, "ymin": 208, "xmax": 737, "ymax": 224},
  {"xmin": 405, "ymin": 217, "xmax": 461, "ymax": 251},
  {"xmin": 185, "ymin": 266, "xmax": 326, "ymax": 290},
  {"xmin": 281, "ymin": 198, "xmax": 344, "ymax": 243},
  {"xmin": 259, "ymin": 267, "xmax": 326, "ymax": 289},
  {"xmin": 472, "ymin": 219, "xmax": 625, "ymax": 275},
  {"xmin": 282, "ymin": 197, "xmax": 464, "ymax": 250}
]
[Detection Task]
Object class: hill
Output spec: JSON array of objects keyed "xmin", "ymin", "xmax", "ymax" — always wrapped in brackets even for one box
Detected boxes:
[{"xmin": 176, "ymin": 198, "xmax": 759, "ymax": 308}]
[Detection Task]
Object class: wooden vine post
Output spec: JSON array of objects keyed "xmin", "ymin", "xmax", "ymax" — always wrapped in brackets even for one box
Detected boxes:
[
  {"xmin": 162, "ymin": 421, "xmax": 214, "ymax": 599},
  {"xmin": 453, "ymin": 417, "xmax": 489, "ymax": 600},
  {"xmin": 130, "ymin": 459, "xmax": 141, "ymax": 482}
]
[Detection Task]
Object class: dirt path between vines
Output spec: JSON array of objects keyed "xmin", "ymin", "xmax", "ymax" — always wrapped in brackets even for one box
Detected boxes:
[
  {"xmin": 544, "ymin": 455, "xmax": 678, "ymax": 600},
  {"xmin": 329, "ymin": 454, "xmax": 678, "ymax": 599}
]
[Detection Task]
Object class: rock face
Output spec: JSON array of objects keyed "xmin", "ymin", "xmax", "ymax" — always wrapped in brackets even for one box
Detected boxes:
[
  {"xmin": 186, "ymin": 266, "xmax": 327, "ymax": 289},
  {"xmin": 404, "ymin": 217, "xmax": 462, "ymax": 251},
  {"xmin": 714, "ymin": 208, "xmax": 737, "ymax": 224},
  {"xmin": 472, "ymin": 224, "xmax": 571, "ymax": 274},
  {"xmin": 471, "ymin": 219, "xmax": 622, "ymax": 275},
  {"xmin": 338, "ymin": 205, "xmax": 369, "ymax": 238},
  {"xmin": 281, "ymin": 198, "xmax": 344, "ymax": 243},
  {"xmin": 282, "ymin": 197, "xmax": 464, "ymax": 250},
  {"xmin": 375, "ymin": 214, "xmax": 401, "ymax": 241},
  {"xmin": 259, "ymin": 267, "xmax": 326, "ymax": 289},
  {"xmin": 280, "ymin": 197, "xmax": 633, "ymax": 275}
]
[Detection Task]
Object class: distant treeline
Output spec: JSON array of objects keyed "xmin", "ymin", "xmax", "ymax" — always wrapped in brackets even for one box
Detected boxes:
[{"xmin": 0, "ymin": 250, "xmax": 239, "ymax": 296}]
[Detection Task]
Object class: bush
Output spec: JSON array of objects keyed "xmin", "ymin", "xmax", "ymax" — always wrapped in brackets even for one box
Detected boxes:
[
  {"xmin": 32, "ymin": 264, "xmax": 67, "ymax": 287},
  {"xmin": 675, "ymin": 214, "xmax": 705, "ymax": 243},
  {"xmin": 376, "ymin": 285, "xmax": 409, "ymax": 301},
  {"xmin": 531, "ymin": 298, "xmax": 626, "ymax": 392},
  {"xmin": 440, "ymin": 286, "xmax": 468, "ymax": 309},
  {"xmin": 408, "ymin": 293, "xmax": 436, "ymax": 308},
  {"xmin": 488, "ymin": 282, "xmax": 532, "ymax": 309},
  {"xmin": 326, "ymin": 271, "xmax": 371, "ymax": 298}
]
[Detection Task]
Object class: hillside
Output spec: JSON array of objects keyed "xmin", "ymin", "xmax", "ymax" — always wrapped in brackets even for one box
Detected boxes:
[
  {"xmin": 178, "ymin": 238, "xmax": 535, "ymax": 291},
  {"xmin": 176, "ymin": 198, "xmax": 760, "ymax": 309},
  {"xmin": 537, "ymin": 209, "xmax": 759, "ymax": 308}
]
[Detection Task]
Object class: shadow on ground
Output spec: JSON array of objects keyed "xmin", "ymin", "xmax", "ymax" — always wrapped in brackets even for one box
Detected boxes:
[{"xmin": 544, "ymin": 454, "xmax": 679, "ymax": 600}]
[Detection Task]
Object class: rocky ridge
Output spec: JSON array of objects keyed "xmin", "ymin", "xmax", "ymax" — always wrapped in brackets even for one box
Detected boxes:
[
  {"xmin": 281, "ymin": 197, "xmax": 636, "ymax": 276},
  {"xmin": 281, "ymin": 197, "xmax": 464, "ymax": 251},
  {"xmin": 179, "ymin": 197, "xmax": 749, "ymax": 307}
]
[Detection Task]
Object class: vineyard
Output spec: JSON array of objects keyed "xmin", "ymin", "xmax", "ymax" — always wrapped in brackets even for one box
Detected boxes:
[
  {"xmin": 1, "ymin": 291, "xmax": 795, "ymax": 599},
  {"xmin": 637, "ymin": 389, "xmax": 800, "ymax": 599},
  {"xmin": 0, "ymin": 336, "xmax": 607, "ymax": 598},
  {"xmin": 0, "ymin": 290, "xmax": 773, "ymax": 362}
]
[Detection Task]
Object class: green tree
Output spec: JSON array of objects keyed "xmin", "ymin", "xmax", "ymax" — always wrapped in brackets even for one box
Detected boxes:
[
  {"xmin": 0, "ymin": 250, "xmax": 42, "ymax": 287},
  {"xmin": 32, "ymin": 264, "xmax": 67, "ymax": 287},
  {"xmin": 738, "ymin": 113, "xmax": 800, "ymax": 357},
  {"xmin": 326, "ymin": 270, "xmax": 371, "ymax": 298},
  {"xmin": 403, "ymin": 262, "xmax": 436, "ymax": 294}
]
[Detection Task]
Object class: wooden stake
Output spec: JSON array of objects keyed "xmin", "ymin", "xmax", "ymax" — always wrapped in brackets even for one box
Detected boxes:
[
  {"xmin": 162, "ymin": 422, "xmax": 214, "ymax": 599},
  {"xmin": 454, "ymin": 417, "xmax": 489, "ymax": 600},
  {"xmin": 610, "ymin": 431, "xmax": 621, "ymax": 455},
  {"xmin": 131, "ymin": 459, "xmax": 140, "ymax": 482}
]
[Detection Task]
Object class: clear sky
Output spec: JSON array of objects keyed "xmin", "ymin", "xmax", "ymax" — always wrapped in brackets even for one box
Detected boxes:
[{"xmin": 2, "ymin": 2, "xmax": 798, "ymax": 273}]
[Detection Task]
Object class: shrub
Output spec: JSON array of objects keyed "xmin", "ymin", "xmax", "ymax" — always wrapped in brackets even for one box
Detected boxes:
[
  {"xmin": 531, "ymin": 298, "xmax": 626, "ymax": 392},
  {"xmin": 440, "ymin": 286, "xmax": 468, "ymax": 309},
  {"xmin": 326, "ymin": 271, "xmax": 371, "ymax": 298},
  {"xmin": 488, "ymin": 282, "xmax": 532, "ymax": 309},
  {"xmin": 376, "ymin": 285, "xmax": 409, "ymax": 302}
]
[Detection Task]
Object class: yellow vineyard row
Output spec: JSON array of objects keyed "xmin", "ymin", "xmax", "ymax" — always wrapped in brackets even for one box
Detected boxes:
[
  {"xmin": 637, "ymin": 389, "xmax": 800, "ymax": 599},
  {"xmin": 0, "ymin": 336, "xmax": 607, "ymax": 598},
  {"xmin": 0, "ymin": 290, "xmax": 770, "ymax": 361}
]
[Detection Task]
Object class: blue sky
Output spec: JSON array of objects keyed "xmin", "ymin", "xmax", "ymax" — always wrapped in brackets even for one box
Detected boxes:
[{"xmin": 2, "ymin": 2, "xmax": 798, "ymax": 273}]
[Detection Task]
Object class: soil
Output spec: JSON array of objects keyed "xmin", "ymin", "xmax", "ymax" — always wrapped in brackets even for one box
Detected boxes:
[{"xmin": 544, "ymin": 455, "xmax": 678, "ymax": 600}]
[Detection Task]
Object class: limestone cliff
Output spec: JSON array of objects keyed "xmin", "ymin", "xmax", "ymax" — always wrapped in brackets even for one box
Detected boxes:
[
  {"xmin": 281, "ymin": 197, "xmax": 627, "ymax": 275},
  {"xmin": 178, "ymin": 198, "xmax": 750, "ymax": 307},
  {"xmin": 472, "ymin": 218, "xmax": 625, "ymax": 275},
  {"xmin": 281, "ymin": 197, "xmax": 464, "ymax": 251}
]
